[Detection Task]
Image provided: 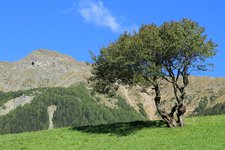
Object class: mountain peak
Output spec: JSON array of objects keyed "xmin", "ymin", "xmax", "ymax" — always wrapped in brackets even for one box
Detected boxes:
[
  {"xmin": 30, "ymin": 49, "xmax": 62, "ymax": 57},
  {"xmin": 0, "ymin": 49, "xmax": 91, "ymax": 92},
  {"xmin": 21, "ymin": 49, "xmax": 79, "ymax": 65},
  {"xmin": 27, "ymin": 49, "xmax": 74, "ymax": 59}
]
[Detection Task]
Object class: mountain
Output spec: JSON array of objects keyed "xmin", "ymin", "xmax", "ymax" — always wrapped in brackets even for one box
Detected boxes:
[
  {"xmin": 0, "ymin": 50, "xmax": 147, "ymax": 134},
  {"xmin": 0, "ymin": 49, "xmax": 91, "ymax": 92},
  {"xmin": 0, "ymin": 49, "xmax": 225, "ymax": 134}
]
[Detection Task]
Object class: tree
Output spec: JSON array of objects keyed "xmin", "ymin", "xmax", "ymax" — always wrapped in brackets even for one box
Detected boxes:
[
  {"xmin": 90, "ymin": 18, "xmax": 217, "ymax": 127},
  {"xmin": 153, "ymin": 19, "xmax": 217, "ymax": 127}
]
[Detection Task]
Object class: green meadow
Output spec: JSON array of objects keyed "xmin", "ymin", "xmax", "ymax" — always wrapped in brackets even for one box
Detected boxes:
[{"xmin": 1, "ymin": 115, "xmax": 225, "ymax": 150}]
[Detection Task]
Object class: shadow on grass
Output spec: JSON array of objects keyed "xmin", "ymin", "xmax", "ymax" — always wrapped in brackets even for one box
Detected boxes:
[{"xmin": 72, "ymin": 120, "xmax": 166, "ymax": 136}]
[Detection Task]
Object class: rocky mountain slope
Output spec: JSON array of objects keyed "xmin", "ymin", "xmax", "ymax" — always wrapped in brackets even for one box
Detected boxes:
[
  {"xmin": 117, "ymin": 76, "xmax": 225, "ymax": 119},
  {"xmin": 0, "ymin": 49, "xmax": 91, "ymax": 92},
  {"xmin": 1, "ymin": 49, "xmax": 225, "ymax": 119}
]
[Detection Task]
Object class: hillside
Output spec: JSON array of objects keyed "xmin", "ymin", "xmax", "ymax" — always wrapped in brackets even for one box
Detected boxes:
[
  {"xmin": 0, "ymin": 84, "xmax": 145, "ymax": 134},
  {"xmin": 1, "ymin": 115, "xmax": 225, "ymax": 150},
  {"xmin": 0, "ymin": 49, "xmax": 225, "ymax": 129}
]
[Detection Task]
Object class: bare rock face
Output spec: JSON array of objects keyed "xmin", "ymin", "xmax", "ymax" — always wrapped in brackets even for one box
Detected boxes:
[
  {"xmin": 0, "ymin": 49, "xmax": 91, "ymax": 92},
  {"xmin": 0, "ymin": 95, "xmax": 35, "ymax": 116},
  {"xmin": 47, "ymin": 105, "xmax": 57, "ymax": 130}
]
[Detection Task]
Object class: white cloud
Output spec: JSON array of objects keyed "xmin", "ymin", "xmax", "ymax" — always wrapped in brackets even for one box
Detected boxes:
[
  {"xmin": 78, "ymin": 0, "xmax": 121, "ymax": 32},
  {"xmin": 61, "ymin": 0, "xmax": 138, "ymax": 33}
]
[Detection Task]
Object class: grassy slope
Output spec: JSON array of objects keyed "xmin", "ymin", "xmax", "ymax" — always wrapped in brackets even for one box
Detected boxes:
[{"xmin": 1, "ymin": 115, "xmax": 225, "ymax": 150}]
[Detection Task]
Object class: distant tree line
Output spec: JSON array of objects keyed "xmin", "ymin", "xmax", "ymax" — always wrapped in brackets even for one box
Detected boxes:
[{"xmin": 0, "ymin": 84, "xmax": 145, "ymax": 134}]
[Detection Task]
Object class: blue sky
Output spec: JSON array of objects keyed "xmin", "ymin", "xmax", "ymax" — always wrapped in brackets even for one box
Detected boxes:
[{"xmin": 0, "ymin": 0, "xmax": 224, "ymax": 77}]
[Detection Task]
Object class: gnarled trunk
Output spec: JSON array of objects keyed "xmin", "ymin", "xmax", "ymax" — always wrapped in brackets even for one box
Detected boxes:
[
  {"xmin": 153, "ymin": 84, "xmax": 176, "ymax": 128},
  {"xmin": 176, "ymin": 73, "xmax": 188, "ymax": 127}
]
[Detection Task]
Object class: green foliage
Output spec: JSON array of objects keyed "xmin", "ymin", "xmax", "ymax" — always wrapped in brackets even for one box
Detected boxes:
[
  {"xmin": 90, "ymin": 18, "xmax": 217, "ymax": 93},
  {"xmin": 201, "ymin": 102, "xmax": 225, "ymax": 116},
  {"xmin": 1, "ymin": 115, "xmax": 225, "ymax": 150},
  {"xmin": 194, "ymin": 90, "xmax": 225, "ymax": 116},
  {"xmin": 0, "ymin": 84, "xmax": 145, "ymax": 134},
  {"xmin": 157, "ymin": 19, "xmax": 217, "ymax": 70},
  {"xmin": 0, "ymin": 88, "xmax": 49, "ymax": 134},
  {"xmin": 137, "ymin": 103, "xmax": 148, "ymax": 118},
  {"xmin": 0, "ymin": 104, "xmax": 49, "ymax": 134},
  {"xmin": 194, "ymin": 97, "xmax": 208, "ymax": 114}
]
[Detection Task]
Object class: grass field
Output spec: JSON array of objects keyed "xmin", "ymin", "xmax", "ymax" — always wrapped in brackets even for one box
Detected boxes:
[{"xmin": 1, "ymin": 115, "xmax": 225, "ymax": 150}]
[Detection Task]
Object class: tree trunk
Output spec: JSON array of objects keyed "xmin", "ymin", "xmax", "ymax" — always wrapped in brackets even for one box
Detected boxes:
[
  {"xmin": 177, "ymin": 114, "xmax": 184, "ymax": 127},
  {"xmin": 176, "ymin": 102, "xmax": 186, "ymax": 127},
  {"xmin": 153, "ymin": 84, "xmax": 176, "ymax": 128},
  {"xmin": 171, "ymin": 74, "xmax": 188, "ymax": 127}
]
